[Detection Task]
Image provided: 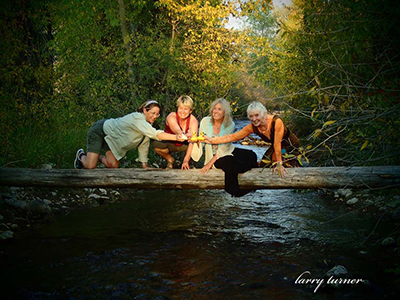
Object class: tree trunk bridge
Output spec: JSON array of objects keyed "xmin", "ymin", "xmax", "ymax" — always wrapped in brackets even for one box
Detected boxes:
[{"xmin": 0, "ymin": 166, "xmax": 399, "ymax": 190}]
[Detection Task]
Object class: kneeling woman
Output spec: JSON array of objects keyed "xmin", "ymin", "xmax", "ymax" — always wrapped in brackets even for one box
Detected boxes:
[
  {"xmin": 192, "ymin": 98, "xmax": 257, "ymax": 197},
  {"xmin": 74, "ymin": 100, "xmax": 184, "ymax": 169}
]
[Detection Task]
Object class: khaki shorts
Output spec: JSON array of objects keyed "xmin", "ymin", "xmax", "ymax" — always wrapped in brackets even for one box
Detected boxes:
[
  {"xmin": 86, "ymin": 119, "xmax": 111, "ymax": 154},
  {"xmin": 152, "ymin": 140, "xmax": 188, "ymax": 153}
]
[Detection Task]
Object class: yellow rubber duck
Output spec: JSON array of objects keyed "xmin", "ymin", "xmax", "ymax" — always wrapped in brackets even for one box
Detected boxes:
[
  {"xmin": 197, "ymin": 131, "xmax": 205, "ymax": 142},
  {"xmin": 190, "ymin": 131, "xmax": 198, "ymax": 142}
]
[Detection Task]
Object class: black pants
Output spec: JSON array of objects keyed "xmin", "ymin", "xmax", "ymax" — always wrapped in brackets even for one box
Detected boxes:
[{"xmin": 214, "ymin": 148, "xmax": 258, "ymax": 197}]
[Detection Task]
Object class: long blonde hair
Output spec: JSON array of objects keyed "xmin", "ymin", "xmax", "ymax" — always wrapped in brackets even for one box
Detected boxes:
[{"xmin": 209, "ymin": 98, "xmax": 233, "ymax": 127}]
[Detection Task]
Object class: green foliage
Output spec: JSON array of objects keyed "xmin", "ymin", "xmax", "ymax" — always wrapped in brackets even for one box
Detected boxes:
[
  {"xmin": 3, "ymin": 0, "xmax": 398, "ymax": 169},
  {"xmin": 250, "ymin": 0, "xmax": 400, "ymax": 165},
  {"xmin": 0, "ymin": 0, "xmax": 257, "ymax": 168},
  {"xmin": 0, "ymin": 0, "xmax": 55, "ymax": 148},
  {"xmin": 385, "ymin": 264, "xmax": 400, "ymax": 284}
]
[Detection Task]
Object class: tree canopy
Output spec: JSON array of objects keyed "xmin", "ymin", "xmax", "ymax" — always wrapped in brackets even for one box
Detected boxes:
[
  {"xmin": 246, "ymin": 0, "xmax": 400, "ymax": 165},
  {"xmin": 1, "ymin": 0, "xmax": 399, "ymax": 168}
]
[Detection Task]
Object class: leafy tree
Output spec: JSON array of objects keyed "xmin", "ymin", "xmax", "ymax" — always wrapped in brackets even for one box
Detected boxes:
[
  {"xmin": 249, "ymin": 0, "xmax": 400, "ymax": 165},
  {"xmin": 0, "ymin": 0, "xmax": 55, "ymax": 156},
  {"xmin": 1, "ymin": 0, "xmax": 270, "ymax": 167}
]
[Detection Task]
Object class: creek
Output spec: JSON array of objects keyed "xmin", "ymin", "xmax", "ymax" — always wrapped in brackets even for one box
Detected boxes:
[
  {"xmin": 2, "ymin": 187, "xmax": 398, "ymax": 299},
  {"xmin": 1, "ymin": 121, "xmax": 399, "ymax": 299}
]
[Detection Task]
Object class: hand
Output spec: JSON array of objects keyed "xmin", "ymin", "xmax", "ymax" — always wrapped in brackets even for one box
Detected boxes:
[
  {"xmin": 181, "ymin": 160, "xmax": 190, "ymax": 170},
  {"xmin": 200, "ymin": 164, "xmax": 212, "ymax": 174},
  {"xmin": 176, "ymin": 133, "xmax": 187, "ymax": 142},
  {"xmin": 272, "ymin": 162, "xmax": 287, "ymax": 178},
  {"xmin": 203, "ymin": 136, "xmax": 212, "ymax": 144}
]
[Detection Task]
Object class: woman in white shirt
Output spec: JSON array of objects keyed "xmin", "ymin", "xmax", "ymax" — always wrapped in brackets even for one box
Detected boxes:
[
  {"xmin": 193, "ymin": 98, "xmax": 257, "ymax": 197},
  {"xmin": 74, "ymin": 100, "xmax": 184, "ymax": 169}
]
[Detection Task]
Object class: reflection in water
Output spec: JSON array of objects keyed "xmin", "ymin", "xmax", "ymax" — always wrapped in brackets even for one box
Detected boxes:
[{"xmin": 1, "ymin": 188, "xmax": 396, "ymax": 299}]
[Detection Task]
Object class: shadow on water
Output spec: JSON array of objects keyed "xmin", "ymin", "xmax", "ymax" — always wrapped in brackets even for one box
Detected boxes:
[{"xmin": 1, "ymin": 188, "xmax": 399, "ymax": 299}]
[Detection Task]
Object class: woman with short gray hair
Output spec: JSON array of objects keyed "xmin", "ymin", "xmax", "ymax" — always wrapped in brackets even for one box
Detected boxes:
[{"xmin": 205, "ymin": 101, "xmax": 300, "ymax": 177}]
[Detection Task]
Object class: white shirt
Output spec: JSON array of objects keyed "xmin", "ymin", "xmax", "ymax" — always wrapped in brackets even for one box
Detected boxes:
[{"xmin": 103, "ymin": 112, "xmax": 164, "ymax": 162}]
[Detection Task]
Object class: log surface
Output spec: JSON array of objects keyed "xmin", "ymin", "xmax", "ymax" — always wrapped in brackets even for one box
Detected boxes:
[{"xmin": 1, "ymin": 166, "xmax": 400, "ymax": 189}]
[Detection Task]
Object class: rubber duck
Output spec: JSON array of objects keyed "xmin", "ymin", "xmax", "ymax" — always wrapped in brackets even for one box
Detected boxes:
[
  {"xmin": 190, "ymin": 132, "xmax": 198, "ymax": 142},
  {"xmin": 197, "ymin": 131, "xmax": 205, "ymax": 142}
]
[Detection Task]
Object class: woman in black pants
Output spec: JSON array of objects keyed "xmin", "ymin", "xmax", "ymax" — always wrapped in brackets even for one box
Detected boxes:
[
  {"xmin": 191, "ymin": 98, "xmax": 257, "ymax": 197},
  {"xmin": 214, "ymin": 148, "xmax": 258, "ymax": 197}
]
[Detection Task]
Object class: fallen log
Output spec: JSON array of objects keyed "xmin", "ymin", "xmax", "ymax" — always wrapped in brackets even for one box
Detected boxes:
[{"xmin": 0, "ymin": 166, "xmax": 399, "ymax": 189}]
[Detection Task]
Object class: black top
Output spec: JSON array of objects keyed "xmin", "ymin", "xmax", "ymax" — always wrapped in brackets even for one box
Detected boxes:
[{"xmin": 251, "ymin": 115, "xmax": 290, "ymax": 144}]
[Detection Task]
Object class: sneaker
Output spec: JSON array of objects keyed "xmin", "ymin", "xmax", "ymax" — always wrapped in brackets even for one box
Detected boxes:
[{"xmin": 74, "ymin": 149, "xmax": 85, "ymax": 169}]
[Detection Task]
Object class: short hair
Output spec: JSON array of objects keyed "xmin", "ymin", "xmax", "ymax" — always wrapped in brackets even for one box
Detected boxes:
[
  {"xmin": 209, "ymin": 98, "xmax": 233, "ymax": 127},
  {"xmin": 176, "ymin": 95, "xmax": 194, "ymax": 110},
  {"xmin": 137, "ymin": 100, "xmax": 161, "ymax": 112},
  {"xmin": 247, "ymin": 101, "xmax": 268, "ymax": 118}
]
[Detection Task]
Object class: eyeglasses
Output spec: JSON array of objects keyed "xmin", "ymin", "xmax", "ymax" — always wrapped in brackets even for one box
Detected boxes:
[{"xmin": 148, "ymin": 111, "xmax": 160, "ymax": 117}]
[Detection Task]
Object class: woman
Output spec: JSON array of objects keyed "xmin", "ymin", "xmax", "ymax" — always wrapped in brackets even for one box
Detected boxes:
[
  {"xmin": 205, "ymin": 101, "xmax": 300, "ymax": 178},
  {"xmin": 191, "ymin": 98, "xmax": 257, "ymax": 197},
  {"xmin": 153, "ymin": 95, "xmax": 199, "ymax": 169},
  {"xmin": 74, "ymin": 100, "xmax": 184, "ymax": 169}
]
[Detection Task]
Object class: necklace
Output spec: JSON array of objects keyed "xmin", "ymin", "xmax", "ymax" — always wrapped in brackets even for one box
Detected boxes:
[{"xmin": 214, "ymin": 124, "xmax": 221, "ymax": 132}]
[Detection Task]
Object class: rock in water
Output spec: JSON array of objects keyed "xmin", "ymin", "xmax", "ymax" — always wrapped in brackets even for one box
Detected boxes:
[
  {"xmin": 337, "ymin": 189, "xmax": 353, "ymax": 198},
  {"xmin": 0, "ymin": 230, "xmax": 14, "ymax": 240},
  {"xmin": 29, "ymin": 199, "xmax": 51, "ymax": 214},
  {"xmin": 326, "ymin": 265, "xmax": 348, "ymax": 277},
  {"xmin": 381, "ymin": 237, "xmax": 396, "ymax": 247},
  {"xmin": 346, "ymin": 198, "xmax": 359, "ymax": 205}
]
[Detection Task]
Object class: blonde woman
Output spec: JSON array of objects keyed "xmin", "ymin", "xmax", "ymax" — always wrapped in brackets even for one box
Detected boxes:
[
  {"xmin": 153, "ymin": 95, "xmax": 198, "ymax": 169},
  {"xmin": 74, "ymin": 100, "xmax": 184, "ymax": 169},
  {"xmin": 192, "ymin": 98, "xmax": 257, "ymax": 197}
]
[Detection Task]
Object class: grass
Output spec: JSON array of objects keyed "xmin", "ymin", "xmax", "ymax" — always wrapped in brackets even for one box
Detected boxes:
[
  {"xmin": 0, "ymin": 117, "xmax": 190, "ymax": 169},
  {"xmin": 1, "ymin": 120, "xmax": 87, "ymax": 169}
]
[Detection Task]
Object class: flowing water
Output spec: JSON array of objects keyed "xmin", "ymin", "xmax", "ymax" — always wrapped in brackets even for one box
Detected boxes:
[
  {"xmin": 2, "ymin": 188, "xmax": 398, "ymax": 299},
  {"xmin": 1, "ymin": 121, "xmax": 399, "ymax": 299}
]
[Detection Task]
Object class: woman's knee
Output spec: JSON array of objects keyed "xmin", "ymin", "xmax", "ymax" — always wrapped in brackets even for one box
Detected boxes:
[
  {"xmin": 82, "ymin": 158, "xmax": 98, "ymax": 169},
  {"xmin": 154, "ymin": 147, "xmax": 169, "ymax": 154},
  {"xmin": 85, "ymin": 164, "xmax": 97, "ymax": 169},
  {"xmin": 106, "ymin": 161, "xmax": 119, "ymax": 168},
  {"xmin": 82, "ymin": 152, "xmax": 100, "ymax": 169},
  {"xmin": 104, "ymin": 151, "xmax": 119, "ymax": 168}
]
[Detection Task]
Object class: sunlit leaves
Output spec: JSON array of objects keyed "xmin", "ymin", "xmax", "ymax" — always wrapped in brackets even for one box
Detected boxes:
[
  {"xmin": 360, "ymin": 140, "xmax": 369, "ymax": 151},
  {"xmin": 251, "ymin": 0, "xmax": 400, "ymax": 165},
  {"xmin": 322, "ymin": 120, "xmax": 336, "ymax": 128}
]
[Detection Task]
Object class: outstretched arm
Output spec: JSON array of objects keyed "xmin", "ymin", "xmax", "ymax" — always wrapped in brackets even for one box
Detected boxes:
[
  {"xmin": 157, "ymin": 132, "xmax": 185, "ymax": 142},
  {"xmin": 210, "ymin": 125, "xmax": 252, "ymax": 144},
  {"xmin": 135, "ymin": 116, "xmax": 185, "ymax": 141}
]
